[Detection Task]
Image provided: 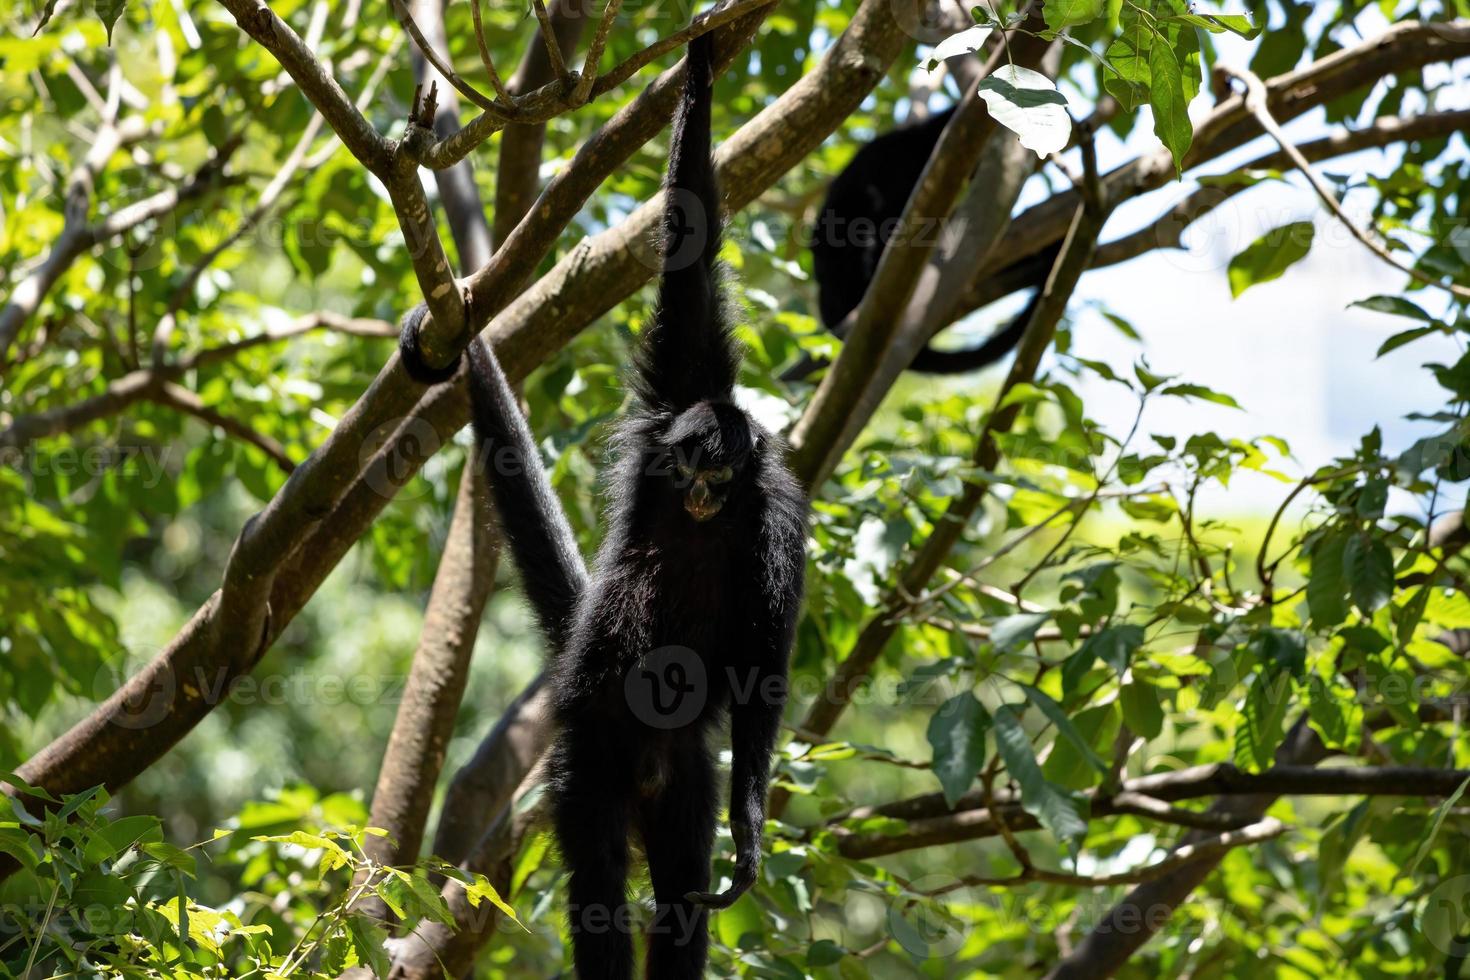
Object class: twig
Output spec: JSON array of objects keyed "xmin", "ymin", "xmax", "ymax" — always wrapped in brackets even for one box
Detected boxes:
[
  {"xmin": 1220, "ymin": 64, "xmax": 1470, "ymax": 303},
  {"xmin": 570, "ymin": 0, "xmax": 624, "ymax": 103},
  {"xmin": 151, "ymin": 112, "xmax": 328, "ymax": 367},
  {"xmin": 151, "ymin": 382, "xmax": 296, "ymax": 473},
  {"xmin": 530, "ymin": 0, "xmax": 568, "ymax": 82},
  {"xmin": 469, "ymin": 0, "xmax": 513, "ymax": 102},
  {"xmin": 390, "ymin": 0, "xmax": 506, "ymax": 115},
  {"xmin": 917, "ymin": 819, "xmax": 1286, "ymax": 893}
]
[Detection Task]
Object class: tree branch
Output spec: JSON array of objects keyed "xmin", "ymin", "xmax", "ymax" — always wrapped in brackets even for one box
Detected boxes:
[
  {"xmin": 944, "ymin": 19, "xmax": 1470, "ymax": 328},
  {"xmin": 786, "ymin": 2, "xmax": 1052, "ymax": 490},
  {"xmin": 772, "ymin": 139, "xmax": 1111, "ymax": 820},
  {"xmin": 0, "ymin": 134, "xmax": 238, "ymax": 367},
  {"xmin": 1221, "ymin": 63, "xmax": 1470, "ymax": 301},
  {"xmin": 494, "ymin": 0, "xmax": 590, "ymax": 247},
  {"xmin": 214, "ymin": 0, "xmax": 390, "ymax": 174},
  {"xmin": 149, "ymin": 382, "xmax": 295, "ymax": 474}
]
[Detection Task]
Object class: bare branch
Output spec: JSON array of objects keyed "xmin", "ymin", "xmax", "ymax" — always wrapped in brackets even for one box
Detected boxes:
[
  {"xmin": 391, "ymin": 0, "xmax": 505, "ymax": 115},
  {"xmin": 495, "ymin": 0, "xmax": 591, "ymax": 246},
  {"xmin": 358, "ymin": 466, "xmax": 499, "ymax": 914},
  {"xmin": 570, "ymin": 0, "xmax": 625, "ymax": 104},
  {"xmin": 150, "ymin": 382, "xmax": 295, "ymax": 474},
  {"xmin": 530, "ymin": 0, "xmax": 570, "ymax": 81},
  {"xmin": 417, "ymin": 0, "xmax": 776, "ymax": 171},
  {"xmin": 469, "ymin": 0, "xmax": 513, "ymax": 103},
  {"xmin": 214, "ymin": 0, "xmax": 390, "ymax": 174}
]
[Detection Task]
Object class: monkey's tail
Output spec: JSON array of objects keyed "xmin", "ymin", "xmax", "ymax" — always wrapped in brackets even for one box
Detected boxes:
[
  {"xmin": 465, "ymin": 338, "xmax": 588, "ymax": 653},
  {"xmin": 905, "ymin": 240, "xmax": 1063, "ymax": 373}
]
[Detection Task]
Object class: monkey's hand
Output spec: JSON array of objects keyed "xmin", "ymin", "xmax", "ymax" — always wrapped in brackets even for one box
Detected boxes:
[{"xmin": 684, "ymin": 853, "xmax": 759, "ymax": 910}]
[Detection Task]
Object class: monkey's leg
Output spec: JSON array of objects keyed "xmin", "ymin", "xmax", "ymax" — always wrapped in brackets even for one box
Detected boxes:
[
  {"xmin": 638, "ymin": 740, "xmax": 717, "ymax": 980},
  {"xmin": 552, "ymin": 733, "xmax": 636, "ymax": 980}
]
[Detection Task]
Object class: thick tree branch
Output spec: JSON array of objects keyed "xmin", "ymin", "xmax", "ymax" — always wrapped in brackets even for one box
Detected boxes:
[
  {"xmin": 773, "ymin": 149, "xmax": 1111, "ymax": 820},
  {"xmin": 494, "ymin": 0, "xmax": 589, "ymax": 247},
  {"xmin": 946, "ymin": 19, "xmax": 1470, "ymax": 327},
  {"xmin": 786, "ymin": 3, "xmax": 1051, "ymax": 490},
  {"xmin": 359, "ymin": 465, "xmax": 499, "ymax": 908}
]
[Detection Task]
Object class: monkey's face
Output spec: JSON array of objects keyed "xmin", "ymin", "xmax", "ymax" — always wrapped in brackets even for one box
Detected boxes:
[
  {"xmin": 675, "ymin": 459, "xmax": 735, "ymax": 521},
  {"xmin": 662, "ymin": 400, "xmax": 754, "ymax": 522}
]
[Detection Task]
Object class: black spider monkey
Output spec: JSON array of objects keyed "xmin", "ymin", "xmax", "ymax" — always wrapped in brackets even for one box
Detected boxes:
[
  {"xmin": 399, "ymin": 33, "xmax": 807, "ymax": 980},
  {"xmin": 809, "ymin": 104, "xmax": 1058, "ymax": 374}
]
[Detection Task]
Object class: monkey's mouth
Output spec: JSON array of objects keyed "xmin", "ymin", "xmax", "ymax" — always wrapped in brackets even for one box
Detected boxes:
[{"xmin": 685, "ymin": 497, "xmax": 722, "ymax": 521}]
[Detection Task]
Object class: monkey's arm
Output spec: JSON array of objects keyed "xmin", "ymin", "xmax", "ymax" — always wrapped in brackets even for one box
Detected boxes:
[
  {"xmin": 398, "ymin": 305, "xmax": 588, "ymax": 651},
  {"xmin": 688, "ymin": 506, "xmax": 804, "ymax": 909},
  {"xmin": 631, "ymin": 33, "xmax": 741, "ymax": 412}
]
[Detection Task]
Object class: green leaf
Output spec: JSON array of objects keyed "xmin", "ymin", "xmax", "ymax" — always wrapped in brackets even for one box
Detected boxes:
[
  {"xmin": 1159, "ymin": 383, "xmax": 1242, "ymax": 409},
  {"xmin": 345, "ymin": 917, "xmax": 392, "ymax": 978},
  {"xmin": 1306, "ymin": 678, "xmax": 1362, "ymax": 753},
  {"xmin": 1228, "ymin": 222, "xmax": 1316, "ymax": 297},
  {"xmin": 464, "ymin": 873, "xmax": 526, "ymax": 930},
  {"xmin": 1168, "ymin": 13, "xmax": 1260, "ymax": 38},
  {"xmin": 807, "ymin": 939, "xmax": 845, "ymax": 967},
  {"xmin": 83, "ymin": 814, "xmax": 163, "ymax": 865},
  {"xmin": 1044, "ymin": 0, "xmax": 1103, "ymax": 31},
  {"xmin": 1350, "ymin": 295, "xmax": 1435, "ymax": 321},
  {"xmin": 1148, "ymin": 41, "xmax": 1192, "ymax": 177},
  {"xmin": 991, "ymin": 612, "xmax": 1050, "ymax": 651},
  {"xmin": 1376, "ymin": 326, "xmax": 1441, "ymax": 358},
  {"xmin": 926, "ymin": 693, "xmax": 991, "ymax": 808},
  {"xmin": 1396, "ymin": 586, "xmax": 1430, "ymax": 647},
  {"xmin": 992, "ymin": 706, "xmax": 1088, "ymax": 855},
  {"xmin": 1075, "ymin": 624, "xmax": 1144, "ymax": 682},
  {"xmin": 30, "ymin": 0, "xmax": 61, "ymax": 35},
  {"xmin": 1399, "ymin": 774, "xmax": 1470, "ymax": 882},
  {"xmin": 1022, "ymin": 686, "xmax": 1108, "ymax": 775},
  {"xmin": 1307, "ymin": 530, "xmax": 1350, "ymax": 628},
  {"xmin": 95, "ymin": 0, "xmax": 125, "ymax": 43},
  {"xmin": 1234, "ymin": 671, "xmax": 1293, "ymax": 771},
  {"xmin": 1343, "ymin": 533, "xmax": 1393, "ymax": 615},
  {"xmin": 1119, "ymin": 682, "xmax": 1164, "ymax": 739},
  {"xmin": 976, "ymin": 65, "xmax": 1072, "ymax": 158}
]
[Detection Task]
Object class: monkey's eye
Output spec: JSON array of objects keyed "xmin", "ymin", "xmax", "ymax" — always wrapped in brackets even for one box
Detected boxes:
[{"xmin": 711, "ymin": 466, "xmax": 734, "ymax": 483}]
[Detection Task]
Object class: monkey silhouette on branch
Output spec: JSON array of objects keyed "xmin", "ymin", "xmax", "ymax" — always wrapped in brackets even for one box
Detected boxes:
[{"xmin": 399, "ymin": 32, "xmax": 807, "ymax": 980}]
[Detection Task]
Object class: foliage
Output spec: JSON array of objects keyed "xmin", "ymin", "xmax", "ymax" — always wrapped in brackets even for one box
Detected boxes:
[{"xmin": 2, "ymin": 0, "xmax": 1470, "ymax": 977}]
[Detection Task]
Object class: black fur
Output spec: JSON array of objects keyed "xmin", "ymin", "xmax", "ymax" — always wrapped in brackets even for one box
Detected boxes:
[
  {"xmin": 397, "ymin": 304, "xmax": 462, "ymax": 385},
  {"xmin": 810, "ymin": 105, "xmax": 1047, "ymax": 374},
  {"xmin": 404, "ymin": 34, "xmax": 807, "ymax": 980}
]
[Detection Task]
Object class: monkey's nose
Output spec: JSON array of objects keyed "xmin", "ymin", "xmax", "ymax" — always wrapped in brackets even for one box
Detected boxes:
[{"xmin": 685, "ymin": 481, "xmax": 720, "ymax": 521}]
